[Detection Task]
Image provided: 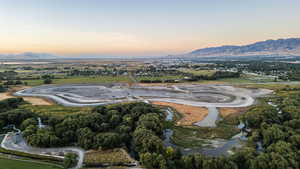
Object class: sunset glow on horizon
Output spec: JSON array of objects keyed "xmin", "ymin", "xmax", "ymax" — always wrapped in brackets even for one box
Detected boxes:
[{"xmin": 0, "ymin": 0, "xmax": 300, "ymax": 57}]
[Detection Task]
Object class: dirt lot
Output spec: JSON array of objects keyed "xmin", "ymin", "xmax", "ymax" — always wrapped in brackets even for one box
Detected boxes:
[
  {"xmin": 218, "ymin": 107, "xmax": 249, "ymax": 118},
  {"xmin": 151, "ymin": 101, "xmax": 208, "ymax": 126},
  {"xmin": 0, "ymin": 86, "xmax": 53, "ymax": 105}
]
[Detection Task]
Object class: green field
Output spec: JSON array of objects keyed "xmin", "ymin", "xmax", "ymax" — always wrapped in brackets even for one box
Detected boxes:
[
  {"xmin": 0, "ymin": 157, "xmax": 62, "ymax": 169},
  {"xmin": 136, "ymin": 75, "xmax": 183, "ymax": 82},
  {"xmin": 24, "ymin": 75, "xmax": 132, "ymax": 86},
  {"xmin": 180, "ymin": 69, "xmax": 216, "ymax": 76}
]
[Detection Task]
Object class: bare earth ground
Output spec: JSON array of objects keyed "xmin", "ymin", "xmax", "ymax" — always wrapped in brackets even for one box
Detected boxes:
[
  {"xmin": 0, "ymin": 92, "xmax": 14, "ymax": 100},
  {"xmin": 0, "ymin": 86, "xmax": 53, "ymax": 105},
  {"xmin": 22, "ymin": 97, "xmax": 53, "ymax": 106},
  {"xmin": 151, "ymin": 101, "xmax": 208, "ymax": 126},
  {"xmin": 218, "ymin": 107, "xmax": 249, "ymax": 118}
]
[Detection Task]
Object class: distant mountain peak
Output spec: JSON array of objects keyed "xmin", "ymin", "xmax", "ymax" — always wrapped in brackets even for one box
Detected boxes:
[
  {"xmin": 187, "ymin": 38, "xmax": 300, "ymax": 57},
  {"xmin": 0, "ymin": 52, "xmax": 60, "ymax": 60}
]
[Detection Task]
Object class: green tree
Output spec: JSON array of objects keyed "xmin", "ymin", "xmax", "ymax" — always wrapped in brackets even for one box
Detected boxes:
[
  {"xmin": 20, "ymin": 118, "xmax": 37, "ymax": 130},
  {"xmin": 63, "ymin": 153, "xmax": 78, "ymax": 169}
]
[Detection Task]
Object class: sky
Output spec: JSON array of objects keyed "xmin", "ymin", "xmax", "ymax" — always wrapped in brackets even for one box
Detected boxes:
[{"xmin": 0, "ymin": 0, "xmax": 300, "ymax": 57}]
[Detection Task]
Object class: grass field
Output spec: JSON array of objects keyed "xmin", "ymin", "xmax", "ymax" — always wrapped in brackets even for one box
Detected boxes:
[
  {"xmin": 136, "ymin": 75, "xmax": 183, "ymax": 82},
  {"xmin": 24, "ymin": 75, "xmax": 132, "ymax": 86},
  {"xmin": 21, "ymin": 104, "xmax": 92, "ymax": 117},
  {"xmin": 0, "ymin": 157, "xmax": 62, "ymax": 169},
  {"xmin": 180, "ymin": 69, "xmax": 216, "ymax": 76}
]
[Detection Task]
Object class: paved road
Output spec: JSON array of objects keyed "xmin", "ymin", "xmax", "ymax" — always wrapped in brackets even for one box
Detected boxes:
[{"xmin": 1, "ymin": 132, "xmax": 85, "ymax": 169}]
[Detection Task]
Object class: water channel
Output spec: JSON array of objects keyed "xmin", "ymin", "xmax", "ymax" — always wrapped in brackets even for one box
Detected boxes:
[{"xmin": 163, "ymin": 109, "xmax": 246, "ymax": 156}]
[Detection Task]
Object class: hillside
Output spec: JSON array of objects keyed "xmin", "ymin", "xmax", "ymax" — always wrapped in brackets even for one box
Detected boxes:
[{"xmin": 187, "ymin": 38, "xmax": 300, "ymax": 57}]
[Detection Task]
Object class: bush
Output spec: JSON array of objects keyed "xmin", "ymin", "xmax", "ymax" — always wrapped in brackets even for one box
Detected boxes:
[
  {"xmin": 63, "ymin": 153, "xmax": 78, "ymax": 169},
  {"xmin": 44, "ymin": 78, "xmax": 52, "ymax": 84}
]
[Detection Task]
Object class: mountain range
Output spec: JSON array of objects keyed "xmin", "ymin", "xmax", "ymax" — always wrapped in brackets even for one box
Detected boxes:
[
  {"xmin": 185, "ymin": 38, "xmax": 300, "ymax": 57},
  {"xmin": 1, "ymin": 38, "xmax": 300, "ymax": 60},
  {"xmin": 0, "ymin": 52, "xmax": 59, "ymax": 60}
]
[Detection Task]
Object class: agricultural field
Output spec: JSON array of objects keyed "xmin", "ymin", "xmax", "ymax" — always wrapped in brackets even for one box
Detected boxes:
[
  {"xmin": 84, "ymin": 148, "xmax": 136, "ymax": 167},
  {"xmin": 0, "ymin": 157, "xmax": 62, "ymax": 169},
  {"xmin": 24, "ymin": 75, "xmax": 133, "ymax": 86}
]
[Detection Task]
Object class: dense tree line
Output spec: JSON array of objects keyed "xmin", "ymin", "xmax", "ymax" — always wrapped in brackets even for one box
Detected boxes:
[
  {"xmin": 212, "ymin": 60, "xmax": 300, "ymax": 81},
  {"xmin": 186, "ymin": 71, "xmax": 240, "ymax": 82},
  {"xmin": 214, "ymin": 61, "xmax": 300, "ymax": 73},
  {"xmin": 3, "ymin": 80, "xmax": 24, "ymax": 86},
  {"xmin": 237, "ymin": 91, "xmax": 300, "ymax": 169},
  {"xmin": 139, "ymin": 70, "xmax": 240, "ymax": 83},
  {"xmin": 69, "ymin": 69, "xmax": 127, "ymax": 76},
  {"xmin": 21, "ymin": 102, "xmax": 164, "ymax": 151},
  {"xmin": 0, "ymin": 71, "xmax": 18, "ymax": 80},
  {"xmin": 0, "ymin": 98, "xmax": 34, "ymax": 129}
]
